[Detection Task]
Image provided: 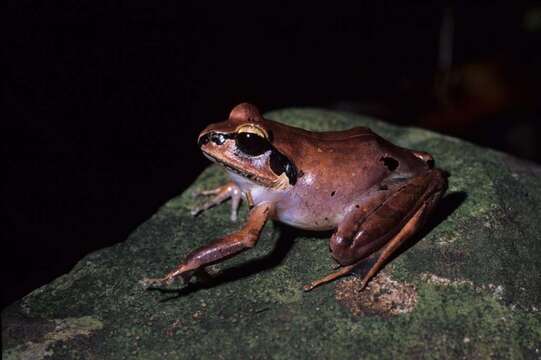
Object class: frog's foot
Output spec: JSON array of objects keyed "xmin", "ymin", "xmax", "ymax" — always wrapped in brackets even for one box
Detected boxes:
[
  {"xmin": 191, "ymin": 181, "xmax": 242, "ymax": 221},
  {"xmin": 140, "ymin": 265, "xmax": 197, "ymax": 289},
  {"xmin": 140, "ymin": 276, "xmax": 175, "ymax": 289},
  {"xmin": 303, "ymin": 263, "xmax": 359, "ymax": 292}
]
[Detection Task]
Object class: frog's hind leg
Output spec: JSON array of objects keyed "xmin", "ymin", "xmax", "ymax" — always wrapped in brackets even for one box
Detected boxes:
[
  {"xmin": 304, "ymin": 169, "xmax": 446, "ymax": 292},
  {"xmin": 303, "ymin": 202, "xmax": 429, "ymax": 292}
]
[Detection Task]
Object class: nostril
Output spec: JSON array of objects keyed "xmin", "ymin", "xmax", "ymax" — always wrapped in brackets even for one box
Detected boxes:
[{"xmin": 211, "ymin": 133, "xmax": 226, "ymax": 145}]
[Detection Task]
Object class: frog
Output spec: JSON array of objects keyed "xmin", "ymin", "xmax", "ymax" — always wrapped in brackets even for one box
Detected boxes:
[{"xmin": 143, "ymin": 103, "xmax": 447, "ymax": 291}]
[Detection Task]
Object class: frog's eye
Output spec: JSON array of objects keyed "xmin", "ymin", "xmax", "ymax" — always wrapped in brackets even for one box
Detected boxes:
[
  {"xmin": 235, "ymin": 132, "xmax": 271, "ymax": 156},
  {"xmin": 235, "ymin": 124, "xmax": 271, "ymax": 156}
]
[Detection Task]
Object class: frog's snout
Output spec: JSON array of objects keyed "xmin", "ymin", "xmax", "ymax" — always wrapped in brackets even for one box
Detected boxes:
[
  {"xmin": 197, "ymin": 133, "xmax": 210, "ymax": 147},
  {"xmin": 198, "ymin": 132, "xmax": 227, "ymax": 147}
]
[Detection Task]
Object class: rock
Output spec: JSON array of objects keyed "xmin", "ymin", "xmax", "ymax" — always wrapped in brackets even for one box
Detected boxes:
[{"xmin": 3, "ymin": 108, "xmax": 541, "ymax": 359}]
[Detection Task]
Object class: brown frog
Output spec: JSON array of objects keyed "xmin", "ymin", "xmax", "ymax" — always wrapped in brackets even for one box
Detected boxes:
[{"xmin": 143, "ymin": 103, "xmax": 447, "ymax": 291}]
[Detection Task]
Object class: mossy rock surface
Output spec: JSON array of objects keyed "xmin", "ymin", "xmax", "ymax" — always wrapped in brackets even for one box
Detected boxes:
[{"xmin": 3, "ymin": 108, "xmax": 541, "ymax": 359}]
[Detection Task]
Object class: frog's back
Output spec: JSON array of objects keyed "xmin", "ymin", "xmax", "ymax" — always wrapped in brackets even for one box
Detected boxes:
[
  {"xmin": 268, "ymin": 120, "xmax": 377, "ymax": 146},
  {"xmin": 297, "ymin": 126, "xmax": 374, "ymax": 142}
]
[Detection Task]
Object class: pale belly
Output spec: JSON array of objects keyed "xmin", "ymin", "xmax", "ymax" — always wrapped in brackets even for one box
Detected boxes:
[{"xmin": 227, "ymin": 170, "xmax": 346, "ymax": 231}]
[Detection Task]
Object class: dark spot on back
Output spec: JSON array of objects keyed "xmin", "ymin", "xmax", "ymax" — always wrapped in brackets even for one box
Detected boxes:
[
  {"xmin": 331, "ymin": 191, "xmax": 336, "ymax": 197},
  {"xmin": 380, "ymin": 156, "xmax": 399, "ymax": 171},
  {"xmin": 355, "ymin": 204, "xmax": 360, "ymax": 208}
]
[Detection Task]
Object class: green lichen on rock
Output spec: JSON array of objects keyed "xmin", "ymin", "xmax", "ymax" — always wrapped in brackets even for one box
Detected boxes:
[
  {"xmin": 2, "ymin": 315, "xmax": 103, "ymax": 360},
  {"xmin": 3, "ymin": 108, "xmax": 541, "ymax": 359}
]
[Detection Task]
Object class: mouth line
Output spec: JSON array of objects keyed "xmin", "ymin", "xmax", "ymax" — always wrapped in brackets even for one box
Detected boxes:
[{"xmin": 201, "ymin": 149, "xmax": 272, "ymax": 186}]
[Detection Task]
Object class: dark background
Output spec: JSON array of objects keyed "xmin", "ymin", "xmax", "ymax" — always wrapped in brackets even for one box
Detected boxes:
[{"xmin": 3, "ymin": 2, "xmax": 541, "ymax": 309}]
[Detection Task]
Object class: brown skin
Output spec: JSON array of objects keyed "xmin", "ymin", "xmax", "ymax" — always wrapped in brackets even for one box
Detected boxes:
[{"xmin": 142, "ymin": 103, "xmax": 447, "ymax": 291}]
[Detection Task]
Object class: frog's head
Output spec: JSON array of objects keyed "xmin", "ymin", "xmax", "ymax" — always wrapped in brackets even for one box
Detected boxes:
[{"xmin": 197, "ymin": 103, "xmax": 297, "ymax": 189}]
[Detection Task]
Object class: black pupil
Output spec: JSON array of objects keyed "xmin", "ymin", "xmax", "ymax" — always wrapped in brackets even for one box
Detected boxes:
[{"xmin": 236, "ymin": 132, "xmax": 270, "ymax": 156}]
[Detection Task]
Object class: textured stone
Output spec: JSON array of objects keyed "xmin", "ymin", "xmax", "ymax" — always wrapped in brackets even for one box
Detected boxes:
[{"xmin": 3, "ymin": 108, "xmax": 541, "ymax": 359}]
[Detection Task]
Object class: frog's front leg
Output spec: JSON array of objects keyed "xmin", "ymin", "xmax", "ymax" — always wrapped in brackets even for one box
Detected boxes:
[
  {"xmin": 191, "ymin": 181, "xmax": 242, "ymax": 221},
  {"xmin": 304, "ymin": 169, "xmax": 447, "ymax": 291},
  {"xmin": 142, "ymin": 202, "xmax": 272, "ymax": 288}
]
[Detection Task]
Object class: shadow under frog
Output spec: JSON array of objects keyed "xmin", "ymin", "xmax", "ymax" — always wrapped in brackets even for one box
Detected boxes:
[{"xmin": 143, "ymin": 103, "xmax": 453, "ymax": 296}]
